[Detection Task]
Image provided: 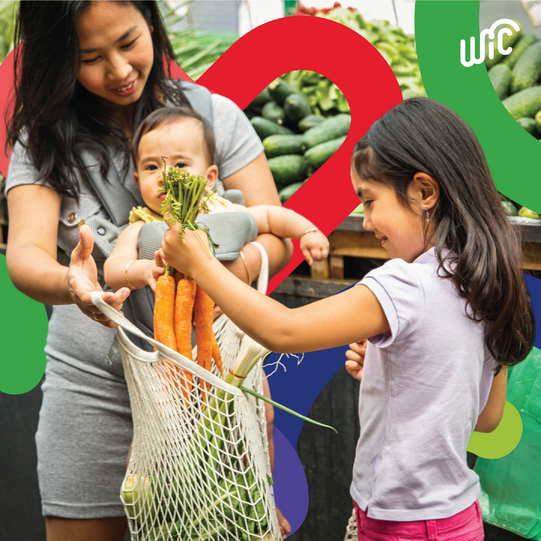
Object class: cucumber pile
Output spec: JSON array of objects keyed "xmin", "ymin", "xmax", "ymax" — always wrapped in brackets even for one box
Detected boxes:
[
  {"xmin": 486, "ymin": 22, "xmax": 541, "ymax": 139},
  {"xmin": 245, "ymin": 78, "xmax": 351, "ymax": 203}
]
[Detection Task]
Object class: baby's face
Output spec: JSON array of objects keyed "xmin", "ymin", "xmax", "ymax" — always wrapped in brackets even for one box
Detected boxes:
[{"xmin": 134, "ymin": 118, "xmax": 214, "ymax": 214}]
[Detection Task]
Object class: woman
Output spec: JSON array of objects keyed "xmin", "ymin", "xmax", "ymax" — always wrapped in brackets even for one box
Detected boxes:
[{"xmin": 4, "ymin": 2, "xmax": 291, "ymax": 539}]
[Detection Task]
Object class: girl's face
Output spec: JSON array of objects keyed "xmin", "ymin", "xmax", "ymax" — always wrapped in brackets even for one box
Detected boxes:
[
  {"xmin": 76, "ymin": 1, "xmax": 154, "ymax": 110},
  {"xmin": 351, "ymin": 168, "xmax": 433, "ymax": 263},
  {"xmin": 134, "ymin": 119, "xmax": 218, "ymax": 215}
]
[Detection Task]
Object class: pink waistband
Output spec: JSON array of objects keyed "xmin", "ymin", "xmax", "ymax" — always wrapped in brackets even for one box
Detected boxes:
[{"xmin": 354, "ymin": 500, "xmax": 480, "ymax": 535}]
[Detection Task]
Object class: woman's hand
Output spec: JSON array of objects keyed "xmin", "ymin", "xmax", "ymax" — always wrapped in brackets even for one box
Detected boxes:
[
  {"xmin": 345, "ymin": 339, "xmax": 367, "ymax": 382},
  {"xmin": 68, "ymin": 224, "xmax": 130, "ymax": 327}
]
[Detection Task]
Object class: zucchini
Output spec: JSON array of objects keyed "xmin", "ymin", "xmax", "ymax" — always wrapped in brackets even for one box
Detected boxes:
[
  {"xmin": 488, "ymin": 64, "xmax": 511, "ymax": 100},
  {"xmin": 251, "ymin": 87, "xmax": 273, "ymax": 108},
  {"xmin": 261, "ymin": 101, "xmax": 286, "ymax": 125},
  {"xmin": 485, "ymin": 21, "xmax": 522, "ymax": 69},
  {"xmin": 535, "ymin": 109, "xmax": 541, "ymax": 133},
  {"xmin": 304, "ymin": 136, "xmax": 347, "ymax": 171},
  {"xmin": 263, "ymin": 134, "xmax": 307, "ymax": 159},
  {"xmin": 268, "ymin": 78, "xmax": 303, "ymax": 105},
  {"xmin": 502, "ymin": 86, "xmax": 541, "ymax": 119},
  {"xmin": 278, "ymin": 181, "xmax": 304, "ymax": 204},
  {"xmin": 511, "ymin": 41, "xmax": 541, "ymax": 93},
  {"xmin": 250, "ymin": 116, "xmax": 293, "ymax": 140},
  {"xmin": 303, "ymin": 114, "xmax": 351, "ymax": 148},
  {"xmin": 501, "ymin": 34, "xmax": 538, "ymax": 69},
  {"xmin": 284, "ymin": 93, "xmax": 312, "ymax": 123},
  {"xmin": 268, "ymin": 155, "xmax": 307, "ymax": 189},
  {"xmin": 517, "ymin": 117, "xmax": 537, "ymax": 134},
  {"xmin": 298, "ymin": 114, "xmax": 325, "ymax": 132}
]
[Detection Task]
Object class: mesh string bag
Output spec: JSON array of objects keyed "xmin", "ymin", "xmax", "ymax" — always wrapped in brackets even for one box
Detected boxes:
[{"xmin": 92, "ymin": 243, "xmax": 280, "ymax": 541}]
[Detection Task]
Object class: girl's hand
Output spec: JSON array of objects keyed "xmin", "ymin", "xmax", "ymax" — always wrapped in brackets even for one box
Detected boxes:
[
  {"xmin": 300, "ymin": 231, "xmax": 329, "ymax": 265},
  {"xmin": 345, "ymin": 339, "xmax": 367, "ymax": 382},
  {"xmin": 159, "ymin": 222, "xmax": 213, "ymax": 278},
  {"xmin": 68, "ymin": 224, "xmax": 130, "ymax": 327}
]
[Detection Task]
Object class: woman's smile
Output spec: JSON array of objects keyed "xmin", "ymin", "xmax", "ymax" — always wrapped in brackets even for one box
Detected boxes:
[{"xmin": 77, "ymin": 1, "xmax": 154, "ymax": 110}]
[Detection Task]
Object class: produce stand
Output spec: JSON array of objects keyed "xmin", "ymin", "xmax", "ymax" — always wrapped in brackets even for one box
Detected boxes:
[{"xmin": 273, "ymin": 214, "xmax": 541, "ymax": 301}]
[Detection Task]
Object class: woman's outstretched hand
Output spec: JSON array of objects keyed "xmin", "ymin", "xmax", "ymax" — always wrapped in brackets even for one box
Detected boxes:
[
  {"xmin": 345, "ymin": 339, "xmax": 367, "ymax": 382},
  {"xmin": 67, "ymin": 224, "xmax": 130, "ymax": 327}
]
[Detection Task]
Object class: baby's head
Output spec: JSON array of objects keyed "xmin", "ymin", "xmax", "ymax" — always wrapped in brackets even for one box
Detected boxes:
[{"xmin": 131, "ymin": 106, "xmax": 218, "ymax": 214}]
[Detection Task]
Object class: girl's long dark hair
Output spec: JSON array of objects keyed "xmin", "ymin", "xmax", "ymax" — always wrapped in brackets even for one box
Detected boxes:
[
  {"xmin": 6, "ymin": 0, "xmax": 190, "ymax": 200},
  {"xmin": 352, "ymin": 97, "xmax": 534, "ymax": 368}
]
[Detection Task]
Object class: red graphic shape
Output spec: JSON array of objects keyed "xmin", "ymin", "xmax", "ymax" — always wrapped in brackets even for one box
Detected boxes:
[{"xmin": 0, "ymin": 16, "xmax": 402, "ymax": 292}]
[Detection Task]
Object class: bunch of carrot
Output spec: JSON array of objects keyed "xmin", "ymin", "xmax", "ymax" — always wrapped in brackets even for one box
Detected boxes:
[{"xmin": 153, "ymin": 167, "xmax": 222, "ymax": 404}]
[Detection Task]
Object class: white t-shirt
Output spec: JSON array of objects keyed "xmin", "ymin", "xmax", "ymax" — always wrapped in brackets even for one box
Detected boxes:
[{"xmin": 351, "ymin": 248, "xmax": 496, "ymax": 521}]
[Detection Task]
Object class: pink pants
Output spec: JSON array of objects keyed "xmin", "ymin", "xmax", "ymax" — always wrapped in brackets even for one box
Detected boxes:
[{"xmin": 354, "ymin": 500, "xmax": 484, "ymax": 541}]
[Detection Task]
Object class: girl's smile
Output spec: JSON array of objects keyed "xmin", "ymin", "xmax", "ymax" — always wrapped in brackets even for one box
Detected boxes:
[{"xmin": 351, "ymin": 168, "xmax": 436, "ymax": 263}]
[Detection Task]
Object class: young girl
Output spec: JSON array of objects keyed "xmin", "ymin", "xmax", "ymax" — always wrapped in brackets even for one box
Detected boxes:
[{"xmin": 157, "ymin": 97, "xmax": 535, "ymax": 540}]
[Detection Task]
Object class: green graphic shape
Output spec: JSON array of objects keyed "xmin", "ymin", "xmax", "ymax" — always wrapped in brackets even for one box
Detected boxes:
[
  {"xmin": 467, "ymin": 401, "xmax": 523, "ymax": 459},
  {"xmin": 415, "ymin": 1, "xmax": 541, "ymax": 213},
  {"xmin": 0, "ymin": 255, "xmax": 48, "ymax": 394}
]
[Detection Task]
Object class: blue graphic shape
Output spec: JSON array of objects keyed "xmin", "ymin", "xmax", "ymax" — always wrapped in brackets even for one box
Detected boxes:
[{"xmin": 272, "ymin": 426, "xmax": 309, "ymax": 535}]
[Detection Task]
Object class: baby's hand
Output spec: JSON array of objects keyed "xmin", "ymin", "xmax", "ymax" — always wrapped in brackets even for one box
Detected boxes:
[
  {"xmin": 345, "ymin": 340, "xmax": 367, "ymax": 382},
  {"xmin": 300, "ymin": 230, "xmax": 329, "ymax": 265},
  {"xmin": 146, "ymin": 253, "xmax": 165, "ymax": 292}
]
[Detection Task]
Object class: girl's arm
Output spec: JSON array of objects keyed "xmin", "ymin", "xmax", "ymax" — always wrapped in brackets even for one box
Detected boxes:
[
  {"xmin": 6, "ymin": 184, "xmax": 129, "ymax": 326},
  {"xmin": 104, "ymin": 222, "xmax": 163, "ymax": 292},
  {"xmin": 160, "ymin": 225, "xmax": 389, "ymax": 353},
  {"xmin": 221, "ymin": 153, "xmax": 293, "ymax": 277},
  {"xmin": 474, "ymin": 366, "xmax": 508, "ymax": 433}
]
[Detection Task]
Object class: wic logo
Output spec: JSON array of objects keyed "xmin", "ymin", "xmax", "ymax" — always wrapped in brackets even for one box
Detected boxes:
[{"xmin": 460, "ymin": 18, "xmax": 520, "ymax": 67}]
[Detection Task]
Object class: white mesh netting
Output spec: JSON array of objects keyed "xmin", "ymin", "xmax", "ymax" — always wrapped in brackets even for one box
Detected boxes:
[{"xmin": 91, "ymin": 244, "xmax": 280, "ymax": 541}]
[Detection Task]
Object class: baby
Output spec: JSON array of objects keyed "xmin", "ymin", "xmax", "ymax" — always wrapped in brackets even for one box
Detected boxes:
[
  {"xmin": 104, "ymin": 106, "xmax": 327, "ymax": 540},
  {"xmin": 104, "ymin": 106, "xmax": 329, "ymax": 293}
]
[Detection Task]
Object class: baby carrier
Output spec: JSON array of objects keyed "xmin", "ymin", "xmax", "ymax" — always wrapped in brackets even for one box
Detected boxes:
[{"xmin": 80, "ymin": 81, "xmax": 258, "ymax": 352}]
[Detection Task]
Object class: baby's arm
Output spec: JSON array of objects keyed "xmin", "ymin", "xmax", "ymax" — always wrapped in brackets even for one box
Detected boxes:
[
  {"xmin": 474, "ymin": 366, "xmax": 508, "ymax": 433},
  {"xmin": 104, "ymin": 222, "xmax": 164, "ymax": 292},
  {"xmin": 239, "ymin": 205, "xmax": 329, "ymax": 265}
]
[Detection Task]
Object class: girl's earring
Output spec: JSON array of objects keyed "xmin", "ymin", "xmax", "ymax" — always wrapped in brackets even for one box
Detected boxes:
[{"xmin": 425, "ymin": 205, "xmax": 431, "ymax": 224}]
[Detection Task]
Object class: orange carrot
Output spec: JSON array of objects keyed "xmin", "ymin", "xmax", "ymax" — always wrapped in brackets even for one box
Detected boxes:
[
  {"xmin": 174, "ymin": 276, "xmax": 197, "ymax": 405},
  {"xmin": 194, "ymin": 284, "xmax": 215, "ymax": 402},
  {"xmin": 211, "ymin": 335, "xmax": 223, "ymax": 377},
  {"xmin": 154, "ymin": 274, "xmax": 178, "ymax": 387}
]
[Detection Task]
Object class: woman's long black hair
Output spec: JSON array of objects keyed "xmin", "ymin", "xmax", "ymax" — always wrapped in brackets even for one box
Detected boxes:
[
  {"xmin": 6, "ymin": 0, "xmax": 190, "ymax": 200},
  {"xmin": 352, "ymin": 97, "xmax": 535, "ymax": 368}
]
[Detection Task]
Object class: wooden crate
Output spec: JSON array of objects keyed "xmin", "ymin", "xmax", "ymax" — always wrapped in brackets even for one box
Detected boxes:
[{"xmin": 309, "ymin": 215, "xmax": 541, "ymax": 280}]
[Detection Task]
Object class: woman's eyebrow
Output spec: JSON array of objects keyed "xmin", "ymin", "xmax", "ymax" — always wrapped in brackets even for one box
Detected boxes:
[{"xmin": 81, "ymin": 26, "xmax": 138, "ymax": 53}]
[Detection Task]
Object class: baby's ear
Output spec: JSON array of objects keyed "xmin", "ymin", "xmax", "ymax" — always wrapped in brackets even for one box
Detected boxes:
[
  {"xmin": 205, "ymin": 165, "xmax": 219, "ymax": 191},
  {"xmin": 133, "ymin": 171, "xmax": 140, "ymax": 186}
]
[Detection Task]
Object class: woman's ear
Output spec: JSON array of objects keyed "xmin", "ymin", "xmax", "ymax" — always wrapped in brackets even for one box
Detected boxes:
[
  {"xmin": 411, "ymin": 172, "xmax": 440, "ymax": 211},
  {"xmin": 205, "ymin": 165, "xmax": 219, "ymax": 191}
]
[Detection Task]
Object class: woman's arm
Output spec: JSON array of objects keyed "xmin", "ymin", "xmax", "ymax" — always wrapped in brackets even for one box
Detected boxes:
[
  {"xmin": 221, "ymin": 152, "xmax": 293, "ymax": 277},
  {"xmin": 7, "ymin": 184, "xmax": 129, "ymax": 326},
  {"xmin": 474, "ymin": 366, "xmax": 508, "ymax": 433},
  {"xmin": 160, "ymin": 225, "xmax": 389, "ymax": 353}
]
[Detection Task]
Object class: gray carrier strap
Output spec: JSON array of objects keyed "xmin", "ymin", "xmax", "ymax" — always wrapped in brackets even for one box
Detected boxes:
[
  {"xmin": 78, "ymin": 150, "xmax": 139, "ymax": 227},
  {"xmin": 137, "ymin": 211, "xmax": 258, "ymax": 262},
  {"xmin": 181, "ymin": 81, "xmax": 213, "ymax": 128}
]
